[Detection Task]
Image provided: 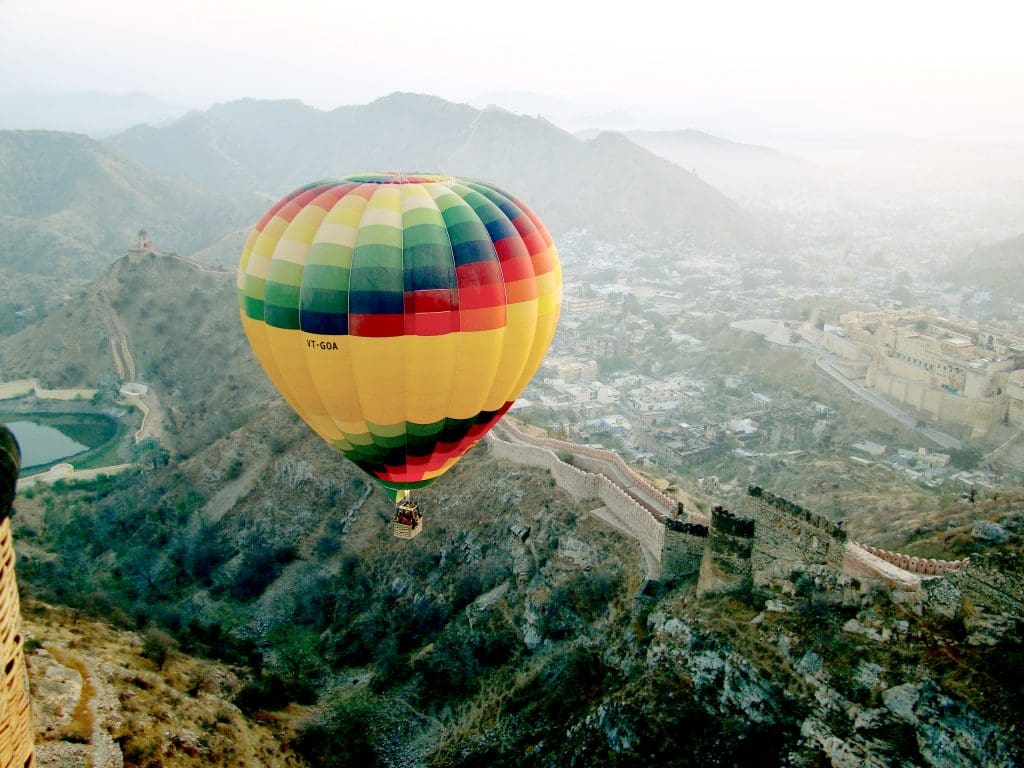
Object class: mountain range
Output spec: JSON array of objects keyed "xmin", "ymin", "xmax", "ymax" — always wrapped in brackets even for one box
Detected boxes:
[
  {"xmin": 0, "ymin": 90, "xmax": 190, "ymax": 137},
  {"xmin": 0, "ymin": 92, "xmax": 774, "ymax": 317},
  {"xmin": 107, "ymin": 92, "xmax": 765, "ymax": 248},
  {"xmin": 0, "ymin": 130, "xmax": 252, "ymax": 279}
]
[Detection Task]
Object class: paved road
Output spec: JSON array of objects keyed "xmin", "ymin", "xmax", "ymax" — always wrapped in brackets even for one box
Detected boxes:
[{"xmin": 815, "ymin": 355, "xmax": 962, "ymax": 450}]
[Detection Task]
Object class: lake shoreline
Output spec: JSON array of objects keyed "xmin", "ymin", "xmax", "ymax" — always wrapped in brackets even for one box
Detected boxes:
[{"xmin": 0, "ymin": 401, "xmax": 136, "ymax": 475}]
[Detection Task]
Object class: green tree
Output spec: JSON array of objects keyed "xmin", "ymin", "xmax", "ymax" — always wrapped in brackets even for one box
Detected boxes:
[
  {"xmin": 267, "ymin": 625, "xmax": 324, "ymax": 701},
  {"xmin": 141, "ymin": 625, "xmax": 177, "ymax": 670},
  {"xmin": 132, "ymin": 438, "xmax": 169, "ymax": 469},
  {"xmin": 949, "ymin": 446, "xmax": 983, "ymax": 470},
  {"xmin": 295, "ymin": 689, "xmax": 387, "ymax": 767}
]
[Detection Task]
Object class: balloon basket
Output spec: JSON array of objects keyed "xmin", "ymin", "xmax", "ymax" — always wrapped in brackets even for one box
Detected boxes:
[{"xmin": 393, "ymin": 498, "xmax": 423, "ymax": 539}]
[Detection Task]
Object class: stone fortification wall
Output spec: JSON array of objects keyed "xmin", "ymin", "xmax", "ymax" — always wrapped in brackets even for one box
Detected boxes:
[
  {"xmin": 823, "ymin": 331, "xmax": 870, "ymax": 362},
  {"xmin": 661, "ymin": 519, "xmax": 708, "ymax": 582},
  {"xmin": 0, "ymin": 379, "xmax": 97, "ymax": 401},
  {"xmin": 697, "ymin": 508, "xmax": 754, "ymax": 596},
  {"xmin": 486, "ymin": 433, "xmax": 666, "ymax": 575},
  {"xmin": 868, "ymin": 369, "xmax": 1006, "ymax": 438},
  {"xmin": 16, "ymin": 462, "xmax": 135, "ymax": 492},
  {"xmin": 499, "ymin": 422, "xmax": 675, "ymax": 518},
  {"xmin": 856, "ymin": 544, "xmax": 965, "ymax": 576},
  {"xmin": 746, "ymin": 485, "xmax": 846, "ymax": 586},
  {"xmin": 491, "ymin": 425, "xmax": 986, "ymax": 591}
]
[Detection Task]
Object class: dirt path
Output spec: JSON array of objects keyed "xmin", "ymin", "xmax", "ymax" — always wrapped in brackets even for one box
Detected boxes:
[{"xmin": 202, "ymin": 453, "xmax": 272, "ymax": 524}]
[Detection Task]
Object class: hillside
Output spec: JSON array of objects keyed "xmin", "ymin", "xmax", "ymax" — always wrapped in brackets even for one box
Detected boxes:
[
  {"xmin": 0, "ymin": 130, "xmax": 253, "ymax": 281},
  {"xmin": 13, "ymin": 407, "xmax": 1023, "ymax": 766},
  {"xmin": 943, "ymin": 234, "xmax": 1024, "ymax": 305},
  {"xmin": 0, "ymin": 252, "xmax": 274, "ymax": 452},
  {"xmin": 24, "ymin": 602, "xmax": 304, "ymax": 767},
  {"xmin": 107, "ymin": 93, "xmax": 764, "ymax": 248}
]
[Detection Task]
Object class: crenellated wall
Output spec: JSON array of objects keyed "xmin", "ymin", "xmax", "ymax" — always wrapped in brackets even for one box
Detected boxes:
[
  {"xmin": 488, "ymin": 423, "xmax": 1014, "ymax": 599},
  {"xmin": 661, "ymin": 519, "xmax": 708, "ymax": 581},
  {"xmin": 745, "ymin": 486, "xmax": 847, "ymax": 586},
  {"xmin": 697, "ymin": 507, "xmax": 754, "ymax": 596},
  {"xmin": 856, "ymin": 544, "xmax": 965, "ymax": 576},
  {"xmin": 498, "ymin": 422, "xmax": 675, "ymax": 517},
  {"xmin": 486, "ymin": 432, "xmax": 666, "ymax": 577}
]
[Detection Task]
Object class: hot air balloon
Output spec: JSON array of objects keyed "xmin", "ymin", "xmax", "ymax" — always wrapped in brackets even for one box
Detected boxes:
[{"xmin": 238, "ymin": 174, "xmax": 562, "ymax": 537}]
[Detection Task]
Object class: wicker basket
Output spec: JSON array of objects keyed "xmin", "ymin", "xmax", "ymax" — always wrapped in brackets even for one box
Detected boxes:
[{"xmin": 0, "ymin": 425, "xmax": 35, "ymax": 768}]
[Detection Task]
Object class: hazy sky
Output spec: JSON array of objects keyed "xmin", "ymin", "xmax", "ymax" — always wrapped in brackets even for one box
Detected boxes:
[{"xmin": 2, "ymin": 0, "xmax": 1023, "ymax": 143}]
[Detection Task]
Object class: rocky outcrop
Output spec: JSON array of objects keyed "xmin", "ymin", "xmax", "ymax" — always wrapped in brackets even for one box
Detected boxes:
[{"xmin": 643, "ymin": 609, "xmax": 1018, "ymax": 768}]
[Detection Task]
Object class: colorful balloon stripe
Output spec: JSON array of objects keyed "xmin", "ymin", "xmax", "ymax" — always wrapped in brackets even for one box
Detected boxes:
[{"xmin": 238, "ymin": 174, "xmax": 561, "ymax": 499}]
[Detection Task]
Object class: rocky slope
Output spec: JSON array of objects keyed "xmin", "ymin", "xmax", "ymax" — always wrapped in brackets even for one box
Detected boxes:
[
  {"xmin": 24, "ymin": 602, "xmax": 304, "ymax": 767},
  {"xmin": 13, "ymin": 401, "xmax": 1022, "ymax": 766}
]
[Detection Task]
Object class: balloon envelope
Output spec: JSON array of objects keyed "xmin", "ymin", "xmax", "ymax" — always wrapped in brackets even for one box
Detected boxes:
[{"xmin": 238, "ymin": 174, "xmax": 562, "ymax": 500}]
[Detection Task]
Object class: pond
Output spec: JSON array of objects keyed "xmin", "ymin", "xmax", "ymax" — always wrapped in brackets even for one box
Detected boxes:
[{"xmin": 1, "ymin": 413, "xmax": 119, "ymax": 471}]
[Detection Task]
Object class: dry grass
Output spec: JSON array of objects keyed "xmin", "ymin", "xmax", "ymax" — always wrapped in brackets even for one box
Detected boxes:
[{"xmin": 24, "ymin": 602, "xmax": 307, "ymax": 767}]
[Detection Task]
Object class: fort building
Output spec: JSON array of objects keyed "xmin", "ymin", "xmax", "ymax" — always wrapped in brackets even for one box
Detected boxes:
[{"xmin": 832, "ymin": 309, "xmax": 1024, "ymax": 439}]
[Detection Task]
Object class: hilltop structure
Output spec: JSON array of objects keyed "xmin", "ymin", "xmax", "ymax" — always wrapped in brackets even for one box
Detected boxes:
[{"xmin": 128, "ymin": 229, "xmax": 155, "ymax": 254}]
